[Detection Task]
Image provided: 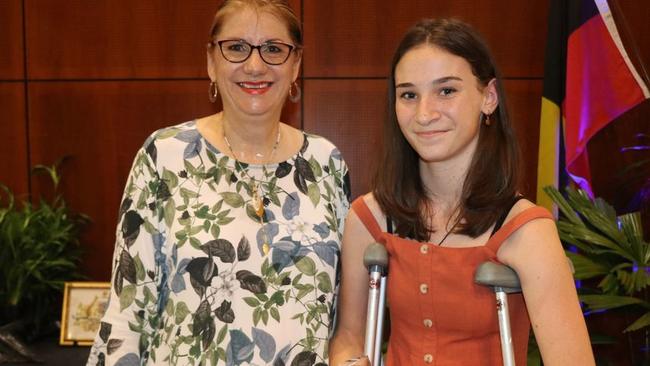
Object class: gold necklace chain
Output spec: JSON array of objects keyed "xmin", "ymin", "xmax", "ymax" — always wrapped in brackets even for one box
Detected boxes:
[
  {"xmin": 222, "ymin": 127, "xmax": 281, "ymax": 255},
  {"xmin": 222, "ymin": 128, "xmax": 281, "ymax": 163}
]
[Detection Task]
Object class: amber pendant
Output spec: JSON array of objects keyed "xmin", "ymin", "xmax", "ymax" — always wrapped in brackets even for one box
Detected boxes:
[{"xmin": 252, "ymin": 185, "xmax": 265, "ymax": 218}]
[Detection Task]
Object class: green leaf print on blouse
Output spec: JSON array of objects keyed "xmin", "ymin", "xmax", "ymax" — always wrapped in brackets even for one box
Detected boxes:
[
  {"xmin": 227, "ymin": 329, "xmax": 254, "ymax": 365},
  {"xmin": 122, "ymin": 210, "xmax": 144, "ymax": 248},
  {"xmin": 275, "ymin": 161, "xmax": 292, "ymax": 178},
  {"xmin": 192, "ymin": 299, "xmax": 216, "ymax": 349},
  {"xmin": 252, "ymin": 327, "xmax": 276, "ymax": 363},
  {"xmin": 237, "ymin": 236, "xmax": 251, "ymax": 261},
  {"xmin": 119, "ymin": 248, "xmax": 137, "ymax": 283},
  {"xmin": 215, "ymin": 300, "xmax": 235, "ymax": 323},
  {"xmin": 293, "ymin": 155, "xmax": 316, "ymax": 195},
  {"xmin": 236, "ymin": 270, "xmax": 267, "ymax": 294},
  {"xmin": 186, "ymin": 257, "xmax": 218, "ymax": 287},
  {"xmin": 174, "ymin": 129, "xmax": 202, "ymax": 160},
  {"xmin": 201, "ymin": 239, "xmax": 237, "ymax": 263}
]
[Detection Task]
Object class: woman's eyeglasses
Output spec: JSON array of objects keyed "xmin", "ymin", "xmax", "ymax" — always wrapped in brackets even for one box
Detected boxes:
[{"xmin": 212, "ymin": 39, "xmax": 295, "ymax": 65}]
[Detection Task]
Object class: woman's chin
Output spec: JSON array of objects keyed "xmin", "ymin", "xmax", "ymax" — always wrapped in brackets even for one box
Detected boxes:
[{"xmin": 230, "ymin": 101, "xmax": 281, "ymax": 118}]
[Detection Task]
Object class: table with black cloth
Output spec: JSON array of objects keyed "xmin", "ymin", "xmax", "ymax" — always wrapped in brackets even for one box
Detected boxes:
[{"xmin": 2, "ymin": 336, "xmax": 89, "ymax": 366}]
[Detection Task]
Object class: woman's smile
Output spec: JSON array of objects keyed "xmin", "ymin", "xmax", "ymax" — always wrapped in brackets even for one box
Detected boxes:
[{"xmin": 237, "ymin": 81, "xmax": 273, "ymax": 95}]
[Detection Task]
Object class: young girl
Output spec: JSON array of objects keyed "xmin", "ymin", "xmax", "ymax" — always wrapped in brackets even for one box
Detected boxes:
[{"xmin": 329, "ymin": 18, "xmax": 594, "ymax": 365}]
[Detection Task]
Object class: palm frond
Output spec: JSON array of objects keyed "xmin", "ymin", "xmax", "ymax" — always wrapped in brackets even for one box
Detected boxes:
[
  {"xmin": 566, "ymin": 252, "xmax": 610, "ymax": 280},
  {"xmin": 625, "ymin": 311, "xmax": 650, "ymax": 332},
  {"xmin": 579, "ymin": 295, "xmax": 645, "ymax": 310},
  {"xmin": 545, "ymin": 186, "xmax": 650, "ymax": 333}
]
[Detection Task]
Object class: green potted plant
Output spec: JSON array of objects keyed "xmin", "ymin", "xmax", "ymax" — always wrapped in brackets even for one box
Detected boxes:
[
  {"xmin": 544, "ymin": 185, "xmax": 649, "ymax": 365},
  {"xmin": 0, "ymin": 163, "xmax": 88, "ymax": 362}
]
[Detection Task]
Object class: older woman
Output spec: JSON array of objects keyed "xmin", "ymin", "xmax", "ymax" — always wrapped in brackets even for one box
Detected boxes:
[{"xmin": 87, "ymin": 1, "xmax": 350, "ymax": 365}]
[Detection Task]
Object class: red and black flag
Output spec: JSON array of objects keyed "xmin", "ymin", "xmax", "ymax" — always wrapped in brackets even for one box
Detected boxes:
[{"xmin": 536, "ymin": 0, "xmax": 649, "ymax": 210}]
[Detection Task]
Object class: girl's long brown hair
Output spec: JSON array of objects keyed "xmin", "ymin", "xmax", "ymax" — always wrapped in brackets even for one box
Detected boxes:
[{"xmin": 372, "ymin": 18, "xmax": 521, "ymax": 241}]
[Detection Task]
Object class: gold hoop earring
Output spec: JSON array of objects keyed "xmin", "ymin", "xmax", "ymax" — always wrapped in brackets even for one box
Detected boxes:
[
  {"xmin": 208, "ymin": 81, "xmax": 218, "ymax": 103},
  {"xmin": 288, "ymin": 81, "xmax": 301, "ymax": 103}
]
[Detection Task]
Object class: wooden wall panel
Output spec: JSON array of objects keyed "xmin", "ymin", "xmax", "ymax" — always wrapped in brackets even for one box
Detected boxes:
[
  {"xmin": 302, "ymin": 0, "xmax": 548, "ymax": 78},
  {"xmin": 25, "ymin": 0, "xmax": 217, "ymax": 79},
  {"xmin": 302, "ymin": 79, "xmax": 386, "ymax": 200},
  {"xmin": 612, "ymin": 0, "xmax": 650, "ymax": 78},
  {"xmin": 25, "ymin": 0, "xmax": 302, "ymax": 80},
  {"xmin": 502, "ymin": 79, "xmax": 544, "ymax": 200},
  {"xmin": 0, "ymin": 0, "xmax": 24, "ymax": 79},
  {"xmin": 0, "ymin": 83, "xmax": 28, "ymax": 197}
]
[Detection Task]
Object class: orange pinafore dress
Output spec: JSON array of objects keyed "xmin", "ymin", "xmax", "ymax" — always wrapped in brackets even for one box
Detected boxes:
[{"xmin": 351, "ymin": 197, "xmax": 553, "ymax": 365}]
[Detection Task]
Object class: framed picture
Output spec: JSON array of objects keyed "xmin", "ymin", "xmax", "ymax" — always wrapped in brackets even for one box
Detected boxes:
[{"xmin": 59, "ymin": 281, "xmax": 111, "ymax": 346}]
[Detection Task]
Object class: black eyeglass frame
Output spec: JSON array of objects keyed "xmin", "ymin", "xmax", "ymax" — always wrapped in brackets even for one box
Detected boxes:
[{"xmin": 211, "ymin": 39, "xmax": 296, "ymax": 66}]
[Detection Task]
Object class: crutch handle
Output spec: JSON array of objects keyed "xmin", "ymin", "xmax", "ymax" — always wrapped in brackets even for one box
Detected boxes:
[
  {"xmin": 363, "ymin": 243, "xmax": 388, "ymax": 273},
  {"xmin": 474, "ymin": 261, "xmax": 521, "ymax": 293}
]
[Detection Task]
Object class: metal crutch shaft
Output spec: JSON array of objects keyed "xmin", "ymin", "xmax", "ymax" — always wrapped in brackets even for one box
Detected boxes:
[
  {"xmin": 373, "ymin": 275, "xmax": 387, "ymax": 365},
  {"xmin": 364, "ymin": 268, "xmax": 381, "ymax": 364},
  {"xmin": 363, "ymin": 243, "xmax": 388, "ymax": 366},
  {"xmin": 474, "ymin": 262, "xmax": 522, "ymax": 366},
  {"xmin": 495, "ymin": 288, "xmax": 515, "ymax": 366}
]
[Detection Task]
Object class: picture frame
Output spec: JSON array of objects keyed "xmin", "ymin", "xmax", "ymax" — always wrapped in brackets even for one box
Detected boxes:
[{"xmin": 59, "ymin": 281, "xmax": 111, "ymax": 346}]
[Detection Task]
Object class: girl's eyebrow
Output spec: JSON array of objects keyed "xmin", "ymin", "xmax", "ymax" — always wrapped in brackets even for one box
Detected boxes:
[{"xmin": 395, "ymin": 76, "xmax": 462, "ymax": 89}]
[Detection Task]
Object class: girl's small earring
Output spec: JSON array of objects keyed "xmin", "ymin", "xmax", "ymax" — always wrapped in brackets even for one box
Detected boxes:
[
  {"xmin": 484, "ymin": 113, "xmax": 491, "ymax": 126},
  {"xmin": 209, "ymin": 81, "xmax": 218, "ymax": 103}
]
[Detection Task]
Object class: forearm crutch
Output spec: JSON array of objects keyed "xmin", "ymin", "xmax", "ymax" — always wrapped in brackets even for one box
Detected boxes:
[
  {"xmin": 363, "ymin": 242, "xmax": 388, "ymax": 366},
  {"xmin": 474, "ymin": 261, "xmax": 521, "ymax": 366}
]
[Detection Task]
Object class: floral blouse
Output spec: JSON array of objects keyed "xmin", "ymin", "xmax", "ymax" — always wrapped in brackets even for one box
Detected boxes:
[{"xmin": 87, "ymin": 121, "xmax": 351, "ymax": 366}]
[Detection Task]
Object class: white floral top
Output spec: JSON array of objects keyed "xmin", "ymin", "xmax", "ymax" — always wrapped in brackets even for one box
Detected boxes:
[{"xmin": 87, "ymin": 121, "xmax": 351, "ymax": 366}]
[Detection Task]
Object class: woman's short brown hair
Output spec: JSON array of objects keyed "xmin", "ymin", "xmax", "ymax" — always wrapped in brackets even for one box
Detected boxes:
[{"xmin": 208, "ymin": 0, "xmax": 302, "ymax": 48}]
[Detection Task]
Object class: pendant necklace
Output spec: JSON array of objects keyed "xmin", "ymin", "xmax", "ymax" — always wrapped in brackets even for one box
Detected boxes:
[
  {"xmin": 223, "ymin": 126, "xmax": 281, "ymax": 254},
  {"xmin": 437, "ymin": 219, "xmax": 459, "ymax": 246},
  {"xmin": 433, "ymin": 207, "xmax": 462, "ymax": 246}
]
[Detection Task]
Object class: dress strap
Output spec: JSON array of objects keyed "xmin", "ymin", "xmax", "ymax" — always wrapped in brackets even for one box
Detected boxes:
[
  {"xmin": 485, "ymin": 206, "xmax": 554, "ymax": 252},
  {"xmin": 351, "ymin": 197, "xmax": 384, "ymax": 242}
]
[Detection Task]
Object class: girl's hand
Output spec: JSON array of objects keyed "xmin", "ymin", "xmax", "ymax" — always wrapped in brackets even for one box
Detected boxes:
[{"xmin": 340, "ymin": 356, "xmax": 370, "ymax": 366}]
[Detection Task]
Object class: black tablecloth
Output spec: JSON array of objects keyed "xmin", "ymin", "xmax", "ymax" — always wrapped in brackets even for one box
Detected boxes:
[{"xmin": 2, "ymin": 336, "xmax": 89, "ymax": 366}]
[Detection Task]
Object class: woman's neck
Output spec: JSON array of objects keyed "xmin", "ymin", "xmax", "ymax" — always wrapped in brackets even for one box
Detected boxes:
[{"xmin": 219, "ymin": 111, "xmax": 282, "ymax": 164}]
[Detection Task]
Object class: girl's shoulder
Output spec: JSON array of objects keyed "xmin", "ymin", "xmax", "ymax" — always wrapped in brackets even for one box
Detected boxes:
[{"xmin": 496, "ymin": 198, "xmax": 558, "ymax": 262}]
